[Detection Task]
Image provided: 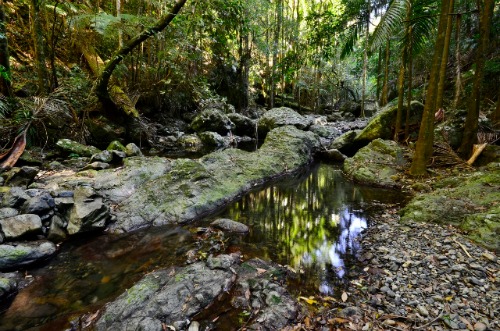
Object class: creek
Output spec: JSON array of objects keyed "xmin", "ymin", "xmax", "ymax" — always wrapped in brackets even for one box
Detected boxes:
[{"xmin": 0, "ymin": 163, "xmax": 406, "ymax": 330}]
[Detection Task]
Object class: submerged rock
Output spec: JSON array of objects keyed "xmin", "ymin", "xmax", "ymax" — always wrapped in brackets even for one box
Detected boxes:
[
  {"xmin": 344, "ymin": 139, "xmax": 407, "ymax": 188},
  {"xmin": 0, "ymin": 240, "xmax": 56, "ymax": 271},
  {"xmin": 211, "ymin": 218, "xmax": 249, "ymax": 233},
  {"xmin": 95, "ymin": 254, "xmax": 240, "ymax": 330}
]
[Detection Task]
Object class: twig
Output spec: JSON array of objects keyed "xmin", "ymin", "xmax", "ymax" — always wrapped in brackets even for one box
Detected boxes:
[
  {"xmin": 413, "ymin": 308, "xmax": 444, "ymax": 330},
  {"xmin": 454, "ymin": 239, "xmax": 472, "ymax": 258}
]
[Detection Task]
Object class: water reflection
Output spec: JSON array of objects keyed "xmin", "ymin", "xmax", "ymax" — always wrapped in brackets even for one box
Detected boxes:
[{"xmin": 217, "ymin": 163, "xmax": 401, "ymax": 296}]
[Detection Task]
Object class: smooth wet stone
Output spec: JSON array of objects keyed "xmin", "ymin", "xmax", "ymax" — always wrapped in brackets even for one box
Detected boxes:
[
  {"xmin": 0, "ymin": 240, "xmax": 56, "ymax": 271},
  {"xmin": 211, "ymin": 218, "xmax": 249, "ymax": 233}
]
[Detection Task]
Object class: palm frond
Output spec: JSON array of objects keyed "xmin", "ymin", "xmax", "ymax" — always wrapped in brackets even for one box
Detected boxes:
[
  {"xmin": 340, "ymin": 24, "xmax": 360, "ymax": 59},
  {"xmin": 370, "ymin": 0, "xmax": 409, "ymax": 51}
]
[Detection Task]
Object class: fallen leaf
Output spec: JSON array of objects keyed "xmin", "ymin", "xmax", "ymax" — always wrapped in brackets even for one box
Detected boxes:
[
  {"xmin": 341, "ymin": 292, "xmax": 348, "ymax": 302},
  {"xmin": 256, "ymin": 268, "xmax": 267, "ymax": 275},
  {"xmin": 299, "ymin": 296, "xmax": 318, "ymax": 305}
]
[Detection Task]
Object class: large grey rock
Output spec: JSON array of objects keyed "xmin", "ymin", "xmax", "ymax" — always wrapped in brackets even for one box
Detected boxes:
[
  {"xmin": 125, "ymin": 143, "xmax": 142, "ymax": 157},
  {"xmin": 67, "ymin": 186, "xmax": 110, "ymax": 234},
  {"xmin": 211, "ymin": 218, "xmax": 249, "ymax": 233},
  {"xmin": 95, "ymin": 254, "xmax": 240, "ymax": 330},
  {"xmin": 2, "ymin": 166, "xmax": 39, "ymax": 187},
  {"xmin": 110, "ymin": 126, "xmax": 319, "ymax": 233},
  {"xmin": 344, "ymin": 139, "xmax": 406, "ymax": 188},
  {"xmin": 47, "ymin": 215, "xmax": 67, "ymax": 242},
  {"xmin": 0, "ymin": 214, "xmax": 42, "ymax": 240},
  {"xmin": 0, "ymin": 240, "xmax": 56, "ymax": 271},
  {"xmin": 91, "ymin": 150, "xmax": 113, "ymax": 163},
  {"xmin": 21, "ymin": 191, "xmax": 54, "ymax": 215},
  {"xmin": 329, "ymin": 130, "xmax": 362, "ymax": 156},
  {"xmin": 198, "ymin": 131, "xmax": 228, "ymax": 148},
  {"xmin": 56, "ymin": 139, "xmax": 101, "ymax": 157},
  {"xmin": 258, "ymin": 107, "xmax": 312, "ymax": 135},
  {"xmin": 2, "ymin": 187, "xmax": 30, "ymax": 208},
  {"xmin": 227, "ymin": 113, "xmax": 256, "ymax": 137},
  {"xmin": 190, "ymin": 108, "xmax": 235, "ymax": 135},
  {"xmin": 354, "ymin": 101, "xmax": 424, "ymax": 144},
  {"xmin": 0, "ymin": 272, "xmax": 20, "ymax": 300},
  {"xmin": 0, "ymin": 208, "xmax": 18, "ymax": 219}
]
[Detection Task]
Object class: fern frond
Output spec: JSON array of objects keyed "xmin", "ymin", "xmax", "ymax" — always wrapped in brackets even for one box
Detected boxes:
[{"xmin": 340, "ymin": 24, "xmax": 360, "ymax": 59}]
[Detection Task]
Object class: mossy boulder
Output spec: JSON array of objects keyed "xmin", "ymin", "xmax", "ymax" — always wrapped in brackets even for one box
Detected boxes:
[
  {"xmin": 227, "ymin": 113, "xmax": 256, "ymax": 137},
  {"xmin": 56, "ymin": 139, "xmax": 101, "ymax": 157},
  {"xmin": 190, "ymin": 108, "xmax": 235, "ymax": 135},
  {"xmin": 401, "ymin": 169, "xmax": 500, "ymax": 251},
  {"xmin": 329, "ymin": 130, "xmax": 362, "ymax": 156},
  {"xmin": 343, "ymin": 139, "xmax": 406, "ymax": 188},
  {"xmin": 257, "ymin": 107, "xmax": 312, "ymax": 136},
  {"xmin": 107, "ymin": 141, "xmax": 127, "ymax": 152},
  {"xmin": 354, "ymin": 101, "xmax": 424, "ymax": 144},
  {"xmin": 109, "ymin": 126, "xmax": 319, "ymax": 232},
  {"xmin": 0, "ymin": 240, "xmax": 56, "ymax": 271},
  {"xmin": 198, "ymin": 131, "xmax": 228, "ymax": 148}
]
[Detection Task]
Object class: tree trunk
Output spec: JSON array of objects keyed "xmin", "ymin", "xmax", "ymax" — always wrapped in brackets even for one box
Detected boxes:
[
  {"xmin": 95, "ymin": 0, "xmax": 187, "ymax": 115},
  {"xmin": 453, "ymin": 14, "xmax": 462, "ymax": 108},
  {"xmin": 493, "ymin": 86, "xmax": 500, "ymax": 129},
  {"xmin": 405, "ymin": 25, "xmax": 413, "ymax": 140},
  {"xmin": 458, "ymin": 0, "xmax": 494, "ymax": 158},
  {"xmin": 361, "ymin": 0, "xmax": 370, "ymax": 118},
  {"xmin": 435, "ymin": 0, "xmax": 455, "ymax": 110},
  {"xmin": 380, "ymin": 38, "xmax": 390, "ymax": 107},
  {"xmin": 0, "ymin": 1, "xmax": 12, "ymax": 96},
  {"xmin": 410, "ymin": 0, "xmax": 452, "ymax": 175},
  {"xmin": 376, "ymin": 47, "xmax": 382, "ymax": 102},
  {"xmin": 394, "ymin": 59, "xmax": 405, "ymax": 141},
  {"xmin": 30, "ymin": 0, "xmax": 51, "ymax": 95}
]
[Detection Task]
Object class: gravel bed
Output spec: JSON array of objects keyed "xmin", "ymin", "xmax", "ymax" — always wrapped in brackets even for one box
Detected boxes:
[{"xmin": 345, "ymin": 208, "xmax": 499, "ymax": 331}]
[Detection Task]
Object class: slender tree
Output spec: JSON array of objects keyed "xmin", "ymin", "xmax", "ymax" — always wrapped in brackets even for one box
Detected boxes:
[
  {"xmin": 30, "ymin": 0, "xmax": 51, "ymax": 95},
  {"xmin": 0, "ymin": 0, "xmax": 11, "ymax": 96},
  {"xmin": 458, "ymin": 0, "xmax": 494, "ymax": 157},
  {"xmin": 410, "ymin": 0, "xmax": 453, "ymax": 175}
]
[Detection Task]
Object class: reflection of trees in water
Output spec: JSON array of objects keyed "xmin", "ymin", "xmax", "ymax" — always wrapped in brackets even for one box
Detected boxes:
[{"xmin": 225, "ymin": 165, "xmax": 371, "ymax": 294}]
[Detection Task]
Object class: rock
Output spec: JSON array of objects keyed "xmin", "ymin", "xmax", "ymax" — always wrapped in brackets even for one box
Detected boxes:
[
  {"xmin": 2, "ymin": 187, "xmax": 30, "ymax": 208},
  {"xmin": 308, "ymin": 124, "xmax": 341, "ymax": 139},
  {"xmin": 211, "ymin": 218, "xmax": 249, "ymax": 233},
  {"xmin": 329, "ymin": 130, "xmax": 362, "ymax": 156},
  {"xmin": 190, "ymin": 108, "xmax": 235, "ymax": 135},
  {"xmin": 177, "ymin": 134, "xmax": 203, "ymax": 149},
  {"xmin": 125, "ymin": 143, "xmax": 142, "ymax": 157},
  {"xmin": 0, "ymin": 208, "xmax": 18, "ymax": 219},
  {"xmin": 106, "ymin": 140, "xmax": 127, "ymax": 152},
  {"xmin": 84, "ymin": 116, "xmax": 126, "ymax": 149},
  {"xmin": 67, "ymin": 186, "xmax": 110, "ymax": 235},
  {"xmin": 0, "ymin": 214, "xmax": 42, "ymax": 240},
  {"xmin": 0, "ymin": 272, "xmax": 20, "ymax": 300},
  {"xmin": 47, "ymin": 215, "xmax": 68, "ymax": 242},
  {"xmin": 47, "ymin": 161, "xmax": 66, "ymax": 171},
  {"xmin": 344, "ymin": 139, "xmax": 406, "ymax": 188},
  {"xmin": 231, "ymin": 258, "xmax": 299, "ymax": 330},
  {"xmin": 319, "ymin": 149, "xmax": 347, "ymax": 162},
  {"xmin": 354, "ymin": 101, "xmax": 424, "ymax": 145},
  {"xmin": 95, "ymin": 254, "xmax": 240, "ymax": 330},
  {"xmin": 258, "ymin": 107, "xmax": 311, "ymax": 135},
  {"xmin": 91, "ymin": 150, "xmax": 113, "ymax": 163},
  {"xmin": 339, "ymin": 100, "xmax": 361, "ymax": 117},
  {"xmin": 109, "ymin": 126, "xmax": 319, "ymax": 232},
  {"xmin": 82, "ymin": 162, "xmax": 110, "ymax": 171},
  {"xmin": 474, "ymin": 322, "xmax": 487, "ymax": 331},
  {"xmin": 1, "ymin": 166, "xmax": 39, "ymax": 187},
  {"xmin": 21, "ymin": 191, "xmax": 54, "ymax": 215},
  {"xmin": 401, "ymin": 170, "xmax": 499, "ymax": 251},
  {"xmin": 198, "ymin": 131, "xmax": 228, "ymax": 148},
  {"xmin": 227, "ymin": 113, "xmax": 256, "ymax": 137},
  {"xmin": 188, "ymin": 321, "xmax": 200, "ymax": 331},
  {"xmin": 475, "ymin": 145, "xmax": 500, "ymax": 166},
  {"xmin": 0, "ymin": 240, "xmax": 56, "ymax": 271},
  {"xmin": 56, "ymin": 139, "xmax": 101, "ymax": 157}
]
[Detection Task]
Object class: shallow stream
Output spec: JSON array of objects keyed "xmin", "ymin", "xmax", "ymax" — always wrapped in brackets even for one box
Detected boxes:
[{"xmin": 0, "ymin": 163, "xmax": 406, "ymax": 330}]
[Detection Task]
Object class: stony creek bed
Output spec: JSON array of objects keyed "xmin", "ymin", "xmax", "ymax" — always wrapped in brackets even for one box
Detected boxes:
[{"xmin": 0, "ymin": 163, "xmax": 407, "ymax": 330}]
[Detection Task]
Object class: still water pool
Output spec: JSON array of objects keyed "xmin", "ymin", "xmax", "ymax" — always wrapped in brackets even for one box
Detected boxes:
[{"xmin": 0, "ymin": 163, "xmax": 405, "ymax": 330}]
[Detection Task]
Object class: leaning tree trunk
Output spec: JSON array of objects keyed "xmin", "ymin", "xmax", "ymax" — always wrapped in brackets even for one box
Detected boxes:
[
  {"xmin": 410, "ymin": 0, "xmax": 453, "ymax": 176},
  {"xmin": 0, "ymin": 2, "xmax": 11, "ymax": 96},
  {"xmin": 458, "ymin": 0, "xmax": 494, "ymax": 158},
  {"xmin": 95, "ymin": 0, "xmax": 187, "ymax": 115}
]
